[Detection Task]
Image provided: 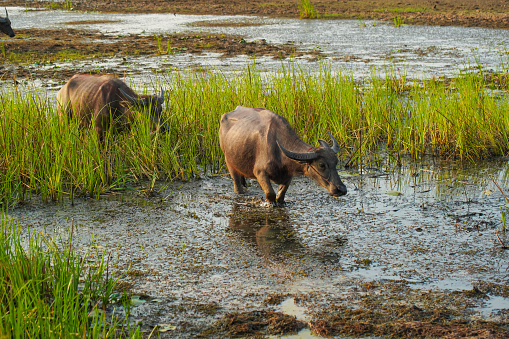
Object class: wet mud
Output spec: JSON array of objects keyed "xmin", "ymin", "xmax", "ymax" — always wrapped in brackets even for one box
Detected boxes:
[
  {"xmin": 0, "ymin": 27, "xmax": 309, "ymax": 83},
  {"xmin": 7, "ymin": 155, "xmax": 509, "ymax": 337}
]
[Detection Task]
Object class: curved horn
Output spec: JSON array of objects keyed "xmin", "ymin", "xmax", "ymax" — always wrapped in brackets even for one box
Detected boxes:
[
  {"xmin": 277, "ymin": 140, "xmax": 319, "ymax": 162},
  {"xmin": 119, "ymin": 88, "xmax": 146, "ymax": 106},
  {"xmin": 327, "ymin": 132, "xmax": 340, "ymax": 154},
  {"xmin": 5, "ymin": 8, "xmax": 8, "ymax": 19}
]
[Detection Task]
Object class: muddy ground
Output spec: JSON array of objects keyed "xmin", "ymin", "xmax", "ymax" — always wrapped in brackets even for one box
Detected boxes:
[
  {"xmin": 0, "ymin": 27, "xmax": 313, "ymax": 82},
  {"xmin": 4, "ymin": 0, "xmax": 509, "ymax": 29},
  {"xmin": 9, "ymin": 156, "xmax": 509, "ymax": 338},
  {"xmin": 1, "ymin": 0, "xmax": 509, "ymax": 83}
]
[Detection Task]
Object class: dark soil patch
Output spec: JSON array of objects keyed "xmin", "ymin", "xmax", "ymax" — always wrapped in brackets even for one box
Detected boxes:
[
  {"xmin": 0, "ymin": 28, "xmax": 317, "ymax": 82},
  {"xmin": 4, "ymin": 0, "xmax": 509, "ymax": 29}
]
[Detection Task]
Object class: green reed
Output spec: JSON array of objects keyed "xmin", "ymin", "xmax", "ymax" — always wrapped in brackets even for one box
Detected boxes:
[
  {"xmin": 0, "ymin": 215, "xmax": 140, "ymax": 338},
  {"xmin": 393, "ymin": 12, "xmax": 405, "ymax": 27},
  {"xmin": 299, "ymin": 0, "xmax": 319, "ymax": 19},
  {"xmin": 0, "ymin": 63, "xmax": 508, "ymax": 206}
]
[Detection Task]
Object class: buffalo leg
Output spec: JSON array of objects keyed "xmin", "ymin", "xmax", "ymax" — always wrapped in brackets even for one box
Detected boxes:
[
  {"xmin": 276, "ymin": 179, "xmax": 291, "ymax": 203},
  {"xmin": 225, "ymin": 160, "xmax": 245, "ymax": 194},
  {"xmin": 254, "ymin": 171, "xmax": 276, "ymax": 203}
]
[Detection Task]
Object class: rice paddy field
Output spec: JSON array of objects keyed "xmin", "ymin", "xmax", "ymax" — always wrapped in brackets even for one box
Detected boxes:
[{"xmin": 2, "ymin": 3, "xmax": 509, "ymax": 338}]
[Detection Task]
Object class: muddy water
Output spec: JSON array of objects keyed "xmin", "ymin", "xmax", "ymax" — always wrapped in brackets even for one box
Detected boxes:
[
  {"xmin": 7, "ymin": 154, "xmax": 509, "ymax": 337},
  {"xmin": 7, "ymin": 6, "xmax": 509, "ymax": 81}
]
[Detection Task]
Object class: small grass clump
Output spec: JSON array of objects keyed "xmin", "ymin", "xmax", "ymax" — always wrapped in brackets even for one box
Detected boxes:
[
  {"xmin": 393, "ymin": 12, "xmax": 405, "ymax": 27},
  {"xmin": 299, "ymin": 0, "xmax": 319, "ymax": 19},
  {"xmin": 0, "ymin": 215, "xmax": 140, "ymax": 337}
]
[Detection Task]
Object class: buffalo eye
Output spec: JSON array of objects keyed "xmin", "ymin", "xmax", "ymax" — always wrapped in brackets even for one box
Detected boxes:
[{"xmin": 318, "ymin": 162, "xmax": 326, "ymax": 170}]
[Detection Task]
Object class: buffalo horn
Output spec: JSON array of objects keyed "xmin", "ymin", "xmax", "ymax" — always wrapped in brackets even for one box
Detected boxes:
[
  {"xmin": 277, "ymin": 140, "xmax": 318, "ymax": 161},
  {"xmin": 157, "ymin": 87, "xmax": 165, "ymax": 103},
  {"xmin": 119, "ymin": 88, "xmax": 146, "ymax": 106},
  {"xmin": 327, "ymin": 132, "xmax": 340, "ymax": 154},
  {"xmin": 5, "ymin": 8, "xmax": 8, "ymax": 19}
]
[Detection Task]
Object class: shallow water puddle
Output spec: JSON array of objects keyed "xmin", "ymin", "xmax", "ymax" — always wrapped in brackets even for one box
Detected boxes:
[
  {"xmin": 277, "ymin": 297, "xmax": 310, "ymax": 321},
  {"xmin": 271, "ymin": 297, "xmax": 320, "ymax": 339},
  {"xmin": 478, "ymin": 296, "xmax": 509, "ymax": 315}
]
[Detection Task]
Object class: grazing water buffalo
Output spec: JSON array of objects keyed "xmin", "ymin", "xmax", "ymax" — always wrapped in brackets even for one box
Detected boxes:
[
  {"xmin": 0, "ymin": 8, "xmax": 15, "ymax": 37},
  {"xmin": 57, "ymin": 74, "xmax": 165, "ymax": 137},
  {"xmin": 219, "ymin": 106, "xmax": 347, "ymax": 203}
]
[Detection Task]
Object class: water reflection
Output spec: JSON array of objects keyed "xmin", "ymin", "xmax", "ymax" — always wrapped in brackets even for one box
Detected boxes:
[
  {"xmin": 351, "ymin": 153, "xmax": 509, "ymax": 200},
  {"xmin": 228, "ymin": 204, "xmax": 303, "ymax": 260},
  {"xmin": 227, "ymin": 204, "xmax": 345, "ymax": 264}
]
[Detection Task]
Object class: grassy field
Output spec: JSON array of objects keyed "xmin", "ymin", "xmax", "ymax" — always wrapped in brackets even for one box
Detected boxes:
[
  {"xmin": 0, "ymin": 63, "xmax": 508, "ymax": 207},
  {"xmin": 0, "ymin": 216, "xmax": 141, "ymax": 338}
]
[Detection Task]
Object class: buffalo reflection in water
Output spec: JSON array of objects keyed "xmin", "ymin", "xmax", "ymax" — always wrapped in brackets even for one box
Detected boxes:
[{"xmin": 227, "ymin": 204, "xmax": 346, "ymax": 264}]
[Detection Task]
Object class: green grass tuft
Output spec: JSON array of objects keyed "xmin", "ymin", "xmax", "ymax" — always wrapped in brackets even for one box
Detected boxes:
[
  {"xmin": 299, "ymin": 0, "xmax": 319, "ymax": 19},
  {"xmin": 0, "ymin": 215, "xmax": 140, "ymax": 337}
]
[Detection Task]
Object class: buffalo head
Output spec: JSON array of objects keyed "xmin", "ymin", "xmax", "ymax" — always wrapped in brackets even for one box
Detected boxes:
[
  {"xmin": 0, "ymin": 8, "xmax": 14, "ymax": 37},
  {"xmin": 277, "ymin": 133, "xmax": 347, "ymax": 197},
  {"xmin": 120, "ymin": 87, "xmax": 166, "ymax": 133}
]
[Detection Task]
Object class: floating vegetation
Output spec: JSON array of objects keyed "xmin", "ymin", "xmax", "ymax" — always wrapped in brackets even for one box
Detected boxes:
[
  {"xmin": 200, "ymin": 310, "xmax": 306, "ymax": 337},
  {"xmin": 309, "ymin": 281, "xmax": 509, "ymax": 338}
]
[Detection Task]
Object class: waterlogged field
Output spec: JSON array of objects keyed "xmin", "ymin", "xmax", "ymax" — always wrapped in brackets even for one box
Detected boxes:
[
  {"xmin": 2, "ymin": 65, "xmax": 509, "ymax": 337},
  {"xmin": 1, "ymin": 66, "xmax": 509, "ymax": 206},
  {"xmin": 2, "ymin": 4, "xmax": 509, "ymax": 338}
]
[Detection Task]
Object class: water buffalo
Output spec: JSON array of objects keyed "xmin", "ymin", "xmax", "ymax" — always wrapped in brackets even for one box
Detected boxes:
[
  {"xmin": 219, "ymin": 106, "xmax": 347, "ymax": 203},
  {"xmin": 57, "ymin": 74, "xmax": 165, "ymax": 137},
  {"xmin": 0, "ymin": 8, "xmax": 15, "ymax": 37}
]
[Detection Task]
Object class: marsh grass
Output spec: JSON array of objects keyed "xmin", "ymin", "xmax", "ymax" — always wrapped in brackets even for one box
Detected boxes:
[
  {"xmin": 393, "ymin": 12, "xmax": 405, "ymax": 27},
  {"xmin": 0, "ymin": 215, "xmax": 140, "ymax": 337},
  {"xmin": 154, "ymin": 34, "xmax": 172, "ymax": 55},
  {"xmin": 0, "ymin": 64, "xmax": 508, "ymax": 206},
  {"xmin": 299, "ymin": 0, "xmax": 319, "ymax": 19}
]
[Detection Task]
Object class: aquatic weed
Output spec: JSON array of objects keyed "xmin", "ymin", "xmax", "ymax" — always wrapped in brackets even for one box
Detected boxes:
[
  {"xmin": 494, "ymin": 180, "xmax": 509, "ymax": 232},
  {"xmin": 394, "ymin": 12, "xmax": 405, "ymax": 27}
]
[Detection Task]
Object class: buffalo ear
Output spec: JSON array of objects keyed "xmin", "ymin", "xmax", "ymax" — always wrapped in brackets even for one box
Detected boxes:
[
  {"xmin": 318, "ymin": 139, "xmax": 329, "ymax": 148},
  {"xmin": 277, "ymin": 140, "xmax": 318, "ymax": 162}
]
